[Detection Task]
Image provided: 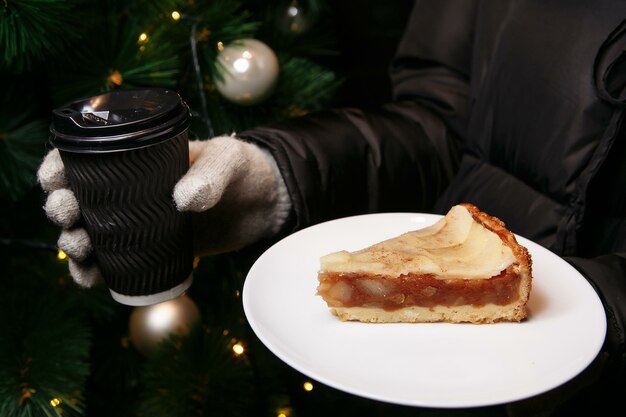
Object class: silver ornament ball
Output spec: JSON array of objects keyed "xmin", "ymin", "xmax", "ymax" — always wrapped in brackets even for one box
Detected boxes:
[
  {"xmin": 215, "ymin": 39, "xmax": 279, "ymax": 105},
  {"xmin": 128, "ymin": 293, "xmax": 200, "ymax": 355}
]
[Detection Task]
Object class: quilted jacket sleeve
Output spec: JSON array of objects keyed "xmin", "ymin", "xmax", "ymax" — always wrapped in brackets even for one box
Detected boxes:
[{"xmin": 238, "ymin": 0, "xmax": 477, "ymax": 232}]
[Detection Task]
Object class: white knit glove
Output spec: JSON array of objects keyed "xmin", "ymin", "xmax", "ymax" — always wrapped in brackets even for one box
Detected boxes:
[{"xmin": 38, "ymin": 136, "xmax": 292, "ymax": 289}]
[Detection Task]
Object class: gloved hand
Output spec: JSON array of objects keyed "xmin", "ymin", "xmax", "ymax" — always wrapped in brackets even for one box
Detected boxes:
[{"xmin": 38, "ymin": 136, "xmax": 292, "ymax": 288}]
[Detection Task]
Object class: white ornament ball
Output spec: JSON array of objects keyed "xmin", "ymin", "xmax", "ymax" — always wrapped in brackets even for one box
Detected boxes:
[
  {"xmin": 215, "ymin": 39, "xmax": 279, "ymax": 105},
  {"xmin": 128, "ymin": 293, "xmax": 200, "ymax": 355}
]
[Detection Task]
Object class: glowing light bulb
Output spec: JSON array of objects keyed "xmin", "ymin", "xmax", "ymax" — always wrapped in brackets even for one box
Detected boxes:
[
  {"xmin": 276, "ymin": 407, "xmax": 291, "ymax": 417},
  {"xmin": 303, "ymin": 381, "xmax": 314, "ymax": 392},
  {"xmin": 171, "ymin": 11, "xmax": 181, "ymax": 21},
  {"xmin": 56, "ymin": 249, "xmax": 67, "ymax": 261},
  {"xmin": 138, "ymin": 32, "xmax": 149, "ymax": 44},
  {"xmin": 232, "ymin": 343, "xmax": 245, "ymax": 355},
  {"xmin": 217, "ymin": 41, "xmax": 224, "ymax": 51},
  {"xmin": 50, "ymin": 398, "xmax": 62, "ymax": 407},
  {"xmin": 108, "ymin": 70, "xmax": 123, "ymax": 86}
]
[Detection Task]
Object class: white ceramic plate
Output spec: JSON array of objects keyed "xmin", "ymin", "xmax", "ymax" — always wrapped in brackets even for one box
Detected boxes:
[{"xmin": 242, "ymin": 213, "xmax": 606, "ymax": 408}]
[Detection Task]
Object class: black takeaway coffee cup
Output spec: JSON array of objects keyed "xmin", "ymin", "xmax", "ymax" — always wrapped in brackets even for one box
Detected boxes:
[{"xmin": 50, "ymin": 88, "xmax": 193, "ymax": 306}]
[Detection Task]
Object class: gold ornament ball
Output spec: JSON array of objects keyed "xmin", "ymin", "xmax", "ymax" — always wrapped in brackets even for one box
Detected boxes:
[
  {"xmin": 128, "ymin": 293, "xmax": 200, "ymax": 355},
  {"xmin": 215, "ymin": 38, "xmax": 279, "ymax": 105}
]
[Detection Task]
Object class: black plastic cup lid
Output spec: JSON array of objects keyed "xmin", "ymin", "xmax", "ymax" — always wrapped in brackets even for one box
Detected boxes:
[{"xmin": 50, "ymin": 88, "xmax": 190, "ymax": 153}]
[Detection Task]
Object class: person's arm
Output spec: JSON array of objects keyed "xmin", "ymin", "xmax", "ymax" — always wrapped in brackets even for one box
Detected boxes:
[{"xmin": 238, "ymin": 0, "xmax": 478, "ymax": 232}]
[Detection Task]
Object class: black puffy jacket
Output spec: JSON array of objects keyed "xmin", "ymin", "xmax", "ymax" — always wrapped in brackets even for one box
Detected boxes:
[{"xmin": 240, "ymin": 0, "xmax": 625, "ymax": 411}]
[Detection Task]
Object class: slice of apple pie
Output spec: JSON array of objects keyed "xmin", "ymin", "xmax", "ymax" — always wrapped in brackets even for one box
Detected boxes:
[{"xmin": 316, "ymin": 204, "xmax": 532, "ymax": 324}]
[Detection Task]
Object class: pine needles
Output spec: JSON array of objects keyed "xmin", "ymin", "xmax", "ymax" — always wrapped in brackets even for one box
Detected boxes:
[
  {"xmin": 138, "ymin": 324, "xmax": 255, "ymax": 417},
  {"xmin": 0, "ymin": 85, "xmax": 48, "ymax": 201},
  {"xmin": 0, "ymin": 0, "xmax": 87, "ymax": 71},
  {"xmin": 0, "ymin": 290, "xmax": 91, "ymax": 417}
]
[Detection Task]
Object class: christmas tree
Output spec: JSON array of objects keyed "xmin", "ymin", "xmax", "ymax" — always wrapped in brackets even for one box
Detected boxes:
[{"xmin": 0, "ymin": 1, "xmax": 487, "ymax": 416}]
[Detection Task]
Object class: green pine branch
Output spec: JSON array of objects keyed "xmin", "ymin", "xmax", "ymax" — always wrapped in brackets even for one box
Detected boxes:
[
  {"xmin": 138, "ymin": 323, "xmax": 255, "ymax": 417},
  {"xmin": 273, "ymin": 56, "xmax": 341, "ymax": 113},
  {"xmin": 0, "ymin": 0, "xmax": 88, "ymax": 71},
  {"xmin": 0, "ymin": 290, "xmax": 91, "ymax": 417},
  {"xmin": 0, "ymin": 119, "xmax": 48, "ymax": 201},
  {"xmin": 0, "ymin": 84, "xmax": 48, "ymax": 201},
  {"xmin": 51, "ymin": 9, "xmax": 180, "ymax": 105}
]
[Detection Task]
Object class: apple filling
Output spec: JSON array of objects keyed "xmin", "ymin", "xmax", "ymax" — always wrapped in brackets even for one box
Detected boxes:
[{"xmin": 317, "ymin": 266, "xmax": 521, "ymax": 311}]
